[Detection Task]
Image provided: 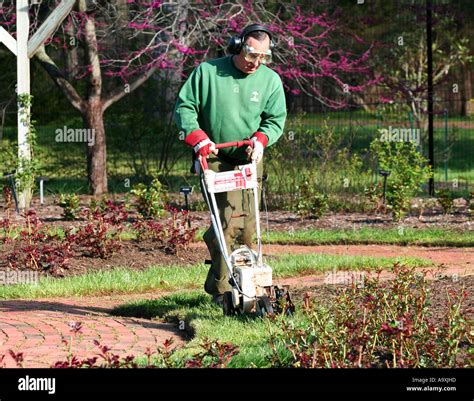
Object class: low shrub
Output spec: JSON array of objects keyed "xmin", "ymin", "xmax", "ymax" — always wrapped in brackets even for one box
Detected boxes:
[
  {"xmin": 364, "ymin": 182, "xmax": 386, "ymax": 214},
  {"xmin": 369, "ymin": 138, "xmax": 432, "ymax": 221},
  {"xmin": 292, "ymin": 175, "xmax": 328, "ymax": 220},
  {"xmin": 6, "ymin": 241, "xmax": 73, "ymax": 276},
  {"xmin": 437, "ymin": 188, "xmax": 454, "ymax": 214},
  {"xmin": 57, "ymin": 193, "xmax": 80, "ymax": 220},
  {"xmin": 131, "ymin": 178, "xmax": 168, "ymax": 219},
  {"xmin": 89, "ymin": 197, "xmax": 129, "ymax": 225},
  {"xmin": 327, "ymin": 194, "xmax": 373, "ymax": 214},
  {"xmin": 0, "ymin": 216, "xmax": 14, "ymax": 243},
  {"xmin": 2, "ymin": 185, "xmax": 14, "ymax": 210},
  {"xmin": 5, "ymin": 210, "xmax": 72, "ymax": 275},
  {"xmin": 70, "ymin": 208, "xmax": 124, "ymax": 259},
  {"xmin": 132, "ymin": 219, "xmax": 164, "ymax": 242},
  {"xmin": 132, "ymin": 206, "xmax": 197, "ymax": 255},
  {"xmin": 164, "ymin": 206, "xmax": 197, "ymax": 254},
  {"xmin": 269, "ymin": 263, "xmax": 471, "ymax": 368}
]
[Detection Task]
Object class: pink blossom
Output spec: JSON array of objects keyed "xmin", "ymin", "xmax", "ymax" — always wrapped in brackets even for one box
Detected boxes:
[{"xmin": 380, "ymin": 96, "xmax": 394, "ymax": 104}]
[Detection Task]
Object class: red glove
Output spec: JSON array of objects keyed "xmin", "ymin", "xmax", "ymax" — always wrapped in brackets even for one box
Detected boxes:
[
  {"xmin": 184, "ymin": 129, "xmax": 218, "ymax": 158},
  {"xmin": 251, "ymin": 131, "xmax": 269, "ymax": 148},
  {"xmin": 246, "ymin": 131, "xmax": 268, "ymax": 163}
]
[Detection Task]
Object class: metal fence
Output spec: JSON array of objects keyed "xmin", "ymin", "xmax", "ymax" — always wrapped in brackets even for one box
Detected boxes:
[{"xmin": 283, "ymin": 98, "xmax": 473, "ymax": 195}]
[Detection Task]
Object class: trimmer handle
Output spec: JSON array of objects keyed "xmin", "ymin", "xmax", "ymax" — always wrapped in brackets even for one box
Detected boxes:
[
  {"xmin": 215, "ymin": 140, "xmax": 254, "ymax": 150},
  {"xmin": 199, "ymin": 140, "xmax": 254, "ymax": 171}
]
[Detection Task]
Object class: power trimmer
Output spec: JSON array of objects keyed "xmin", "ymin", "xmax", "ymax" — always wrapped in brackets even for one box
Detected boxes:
[{"xmin": 199, "ymin": 140, "xmax": 294, "ymax": 316}]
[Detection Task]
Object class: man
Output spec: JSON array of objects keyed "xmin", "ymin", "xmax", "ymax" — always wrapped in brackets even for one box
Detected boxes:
[{"xmin": 174, "ymin": 23, "xmax": 287, "ymax": 304}]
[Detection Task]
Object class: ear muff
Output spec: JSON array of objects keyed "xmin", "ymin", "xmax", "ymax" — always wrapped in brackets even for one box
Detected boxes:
[{"xmin": 227, "ymin": 23, "xmax": 275, "ymax": 55}]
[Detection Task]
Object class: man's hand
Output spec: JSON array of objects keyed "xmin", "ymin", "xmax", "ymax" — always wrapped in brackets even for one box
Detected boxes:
[
  {"xmin": 194, "ymin": 138, "xmax": 218, "ymax": 158},
  {"xmin": 246, "ymin": 132, "xmax": 268, "ymax": 164},
  {"xmin": 184, "ymin": 129, "xmax": 218, "ymax": 158}
]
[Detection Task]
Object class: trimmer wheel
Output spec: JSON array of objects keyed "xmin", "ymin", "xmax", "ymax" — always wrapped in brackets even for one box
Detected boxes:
[
  {"xmin": 257, "ymin": 295, "xmax": 274, "ymax": 317},
  {"xmin": 223, "ymin": 291, "xmax": 237, "ymax": 316}
]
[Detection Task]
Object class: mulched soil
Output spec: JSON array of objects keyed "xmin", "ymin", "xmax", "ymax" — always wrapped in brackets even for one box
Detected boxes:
[
  {"xmin": 93, "ymin": 240, "xmax": 206, "ymax": 272},
  {"xmin": 288, "ymin": 275, "xmax": 473, "ymax": 323},
  {"xmin": 2, "ymin": 194, "xmax": 473, "ymax": 233},
  {"xmin": 0, "ymin": 193, "xmax": 472, "ymax": 280},
  {"xmin": 0, "ymin": 239, "xmax": 209, "ymax": 277}
]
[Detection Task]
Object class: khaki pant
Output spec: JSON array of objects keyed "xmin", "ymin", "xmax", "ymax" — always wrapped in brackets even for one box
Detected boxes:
[{"xmin": 200, "ymin": 155, "xmax": 263, "ymax": 295}]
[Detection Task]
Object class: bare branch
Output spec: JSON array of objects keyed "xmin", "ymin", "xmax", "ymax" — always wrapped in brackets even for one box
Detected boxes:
[
  {"xmin": 103, "ymin": 65, "xmax": 158, "ymax": 111},
  {"xmin": 34, "ymin": 44, "xmax": 83, "ymax": 112},
  {"xmin": 78, "ymin": 0, "xmax": 102, "ymax": 100}
]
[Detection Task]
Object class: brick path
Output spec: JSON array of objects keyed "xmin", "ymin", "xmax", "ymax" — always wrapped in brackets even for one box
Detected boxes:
[{"xmin": 0, "ymin": 292, "xmax": 185, "ymax": 368}]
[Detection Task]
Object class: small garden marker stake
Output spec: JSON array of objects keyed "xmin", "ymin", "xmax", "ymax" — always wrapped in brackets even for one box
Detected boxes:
[{"xmin": 179, "ymin": 186, "xmax": 193, "ymax": 228}]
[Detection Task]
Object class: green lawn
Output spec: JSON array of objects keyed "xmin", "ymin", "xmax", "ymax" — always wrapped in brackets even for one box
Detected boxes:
[
  {"xmin": 260, "ymin": 227, "xmax": 474, "ymax": 247},
  {"xmin": 4, "ymin": 226, "xmax": 472, "ymax": 247},
  {"xmin": 0, "ymin": 253, "xmax": 431, "ymax": 300},
  {"xmin": 1, "ymin": 110, "xmax": 472, "ymax": 195},
  {"xmin": 113, "ymin": 290, "xmax": 292, "ymax": 368}
]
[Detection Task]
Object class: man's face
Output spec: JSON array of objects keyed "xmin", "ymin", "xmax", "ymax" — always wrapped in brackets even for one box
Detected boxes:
[{"xmin": 236, "ymin": 36, "xmax": 271, "ymax": 74}]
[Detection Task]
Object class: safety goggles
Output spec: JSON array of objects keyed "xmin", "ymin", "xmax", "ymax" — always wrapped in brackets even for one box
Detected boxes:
[{"xmin": 243, "ymin": 44, "xmax": 272, "ymax": 65}]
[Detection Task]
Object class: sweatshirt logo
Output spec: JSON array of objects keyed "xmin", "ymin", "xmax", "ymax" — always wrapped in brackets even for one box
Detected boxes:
[{"xmin": 250, "ymin": 91, "xmax": 260, "ymax": 102}]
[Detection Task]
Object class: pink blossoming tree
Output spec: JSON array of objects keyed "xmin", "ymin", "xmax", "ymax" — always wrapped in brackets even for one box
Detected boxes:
[{"xmin": 1, "ymin": 0, "xmax": 378, "ymax": 194}]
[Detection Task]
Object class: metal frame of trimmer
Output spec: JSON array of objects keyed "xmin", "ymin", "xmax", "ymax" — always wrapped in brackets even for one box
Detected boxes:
[{"xmin": 199, "ymin": 140, "xmax": 294, "ymax": 317}]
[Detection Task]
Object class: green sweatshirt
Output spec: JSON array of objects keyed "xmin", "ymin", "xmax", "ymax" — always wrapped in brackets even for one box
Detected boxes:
[{"xmin": 174, "ymin": 55, "xmax": 287, "ymax": 160}]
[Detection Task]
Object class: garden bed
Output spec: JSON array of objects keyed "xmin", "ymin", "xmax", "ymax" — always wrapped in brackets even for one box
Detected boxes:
[
  {"xmin": 0, "ymin": 193, "xmax": 471, "ymax": 283},
  {"xmin": 2, "ymin": 193, "xmax": 473, "ymax": 233},
  {"xmin": 288, "ymin": 275, "xmax": 474, "ymax": 328},
  {"xmin": 0, "ymin": 239, "xmax": 208, "ymax": 277}
]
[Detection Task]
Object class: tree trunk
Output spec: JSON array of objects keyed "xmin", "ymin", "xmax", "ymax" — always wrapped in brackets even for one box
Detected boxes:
[
  {"xmin": 461, "ymin": 66, "xmax": 472, "ymax": 116},
  {"xmin": 83, "ymin": 101, "xmax": 108, "ymax": 195},
  {"xmin": 63, "ymin": 22, "xmax": 79, "ymax": 81}
]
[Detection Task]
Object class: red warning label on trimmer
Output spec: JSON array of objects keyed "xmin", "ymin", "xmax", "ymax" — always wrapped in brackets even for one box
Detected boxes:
[{"xmin": 206, "ymin": 164, "xmax": 258, "ymax": 193}]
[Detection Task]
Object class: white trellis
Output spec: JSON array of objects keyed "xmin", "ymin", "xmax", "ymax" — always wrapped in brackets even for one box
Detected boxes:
[{"xmin": 0, "ymin": 0, "xmax": 74, "ymax": 208}]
